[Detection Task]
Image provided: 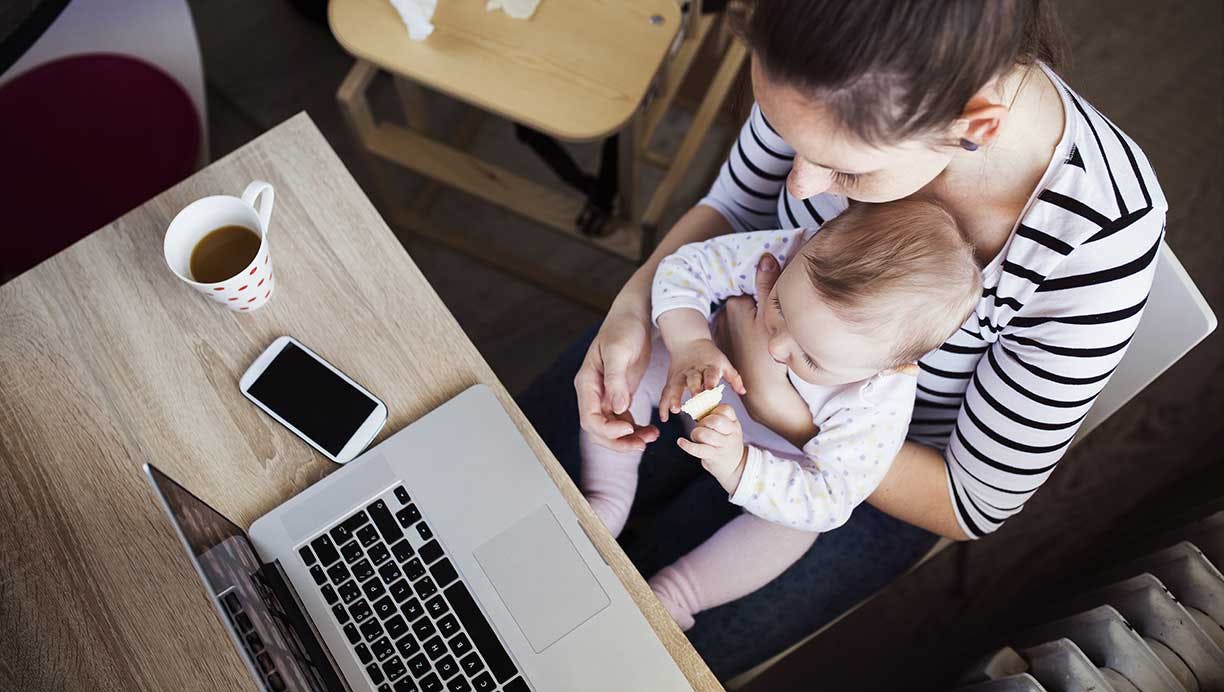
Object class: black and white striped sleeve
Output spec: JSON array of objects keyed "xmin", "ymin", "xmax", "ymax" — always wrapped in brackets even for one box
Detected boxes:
[
  {"xmin": 943, "ymin": 202, "xmax": 1164, "ymax": 539},
  {"xmin": 698, "ymin": 102, "xmax": 794, "ymax": 233}
]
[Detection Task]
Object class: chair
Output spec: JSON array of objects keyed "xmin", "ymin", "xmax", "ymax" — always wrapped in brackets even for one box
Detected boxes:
[
  {"xmin": 727, "ymin": 241, "xmax": 1218, "ymax": 689},
  {"xmin": 0, "ymin": 0, "xmax": 208, "ymax": 281},
  {"xmin": 0, "ymin": 0, "xmax": 208, "ymax": 162}
]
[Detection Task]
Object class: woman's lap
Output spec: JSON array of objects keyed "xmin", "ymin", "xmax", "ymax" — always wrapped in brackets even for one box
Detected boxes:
[{"xmin": 516, "ymin": 326, "xmax": 939, "ymax": 679}]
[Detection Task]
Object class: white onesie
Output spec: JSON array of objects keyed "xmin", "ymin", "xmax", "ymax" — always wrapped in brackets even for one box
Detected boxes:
[{"xmin": 651, "ymin": 228, "xmax": 917, "ymax": 532}]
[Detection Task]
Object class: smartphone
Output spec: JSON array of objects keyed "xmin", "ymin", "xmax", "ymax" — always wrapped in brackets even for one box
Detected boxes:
[{"xmin": 240, "ymin": 336, "xmax": 387, "ymax": 464}]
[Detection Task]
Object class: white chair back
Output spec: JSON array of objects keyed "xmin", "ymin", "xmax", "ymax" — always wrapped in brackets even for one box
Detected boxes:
[{"xmin": 1074, "ymin": 241, "xmax": 1217, "ymax": 441}]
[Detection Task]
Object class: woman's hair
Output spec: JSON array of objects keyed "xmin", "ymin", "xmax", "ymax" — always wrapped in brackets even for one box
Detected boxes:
[
  {"xmin": 801, "ymin": 200, "xmax": 982, "ymax": 366},
  {"xmin": 742, "ymin": 0, "xmax": 1067, "ymax": 145}
]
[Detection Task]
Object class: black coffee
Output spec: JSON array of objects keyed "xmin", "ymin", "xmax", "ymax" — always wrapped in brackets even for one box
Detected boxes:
[{"xmin": 190, "ymin": 225, "xmax": 261, "ymax": 283}]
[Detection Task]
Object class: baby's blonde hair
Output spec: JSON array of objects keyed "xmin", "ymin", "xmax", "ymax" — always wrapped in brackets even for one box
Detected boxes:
[{"xmin": 801, "ymin": 199, "xmax": 981, "ymax": 367}]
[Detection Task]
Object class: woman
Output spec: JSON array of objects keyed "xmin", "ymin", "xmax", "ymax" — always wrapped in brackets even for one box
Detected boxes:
[{"xmin": 519, "ymin": 0, "xmax": 1165, "ymax": 677}]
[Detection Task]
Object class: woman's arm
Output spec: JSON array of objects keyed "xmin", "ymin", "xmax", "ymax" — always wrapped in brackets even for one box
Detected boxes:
[{"xmin": 868, "ymin": 442, "xmax": 970, "ymax": 540}]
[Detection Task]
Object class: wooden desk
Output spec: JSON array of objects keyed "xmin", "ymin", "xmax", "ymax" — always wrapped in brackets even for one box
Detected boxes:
[{"xmin": 0, "ymin": 113, "xmax": 720, "ymax": 692}]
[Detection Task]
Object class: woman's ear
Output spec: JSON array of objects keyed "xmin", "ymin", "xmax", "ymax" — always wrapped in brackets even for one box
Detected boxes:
[{"xmin": 952, "ymin": 95, "xmax": 1009, "ymax": 149}]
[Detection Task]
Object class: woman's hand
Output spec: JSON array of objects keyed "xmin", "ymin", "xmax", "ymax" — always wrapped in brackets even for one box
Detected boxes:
[
  {"xmin": 715, "ymin": 254, "xmax": 818, "ymax": 448},
  {"xmin": 574, "ymin": 307, "xmax": 660, "ymax": 453}
]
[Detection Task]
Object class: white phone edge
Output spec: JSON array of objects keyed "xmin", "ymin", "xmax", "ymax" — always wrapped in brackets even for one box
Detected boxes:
[{"xmin": 239, "ymin": 335, "xmax": 388, "ymax": 464}]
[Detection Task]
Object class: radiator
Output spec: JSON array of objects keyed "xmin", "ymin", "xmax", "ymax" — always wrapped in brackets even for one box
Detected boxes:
[{"xmin": 952, "ymin": 511, "xmax": 1224, "ymax": 692}]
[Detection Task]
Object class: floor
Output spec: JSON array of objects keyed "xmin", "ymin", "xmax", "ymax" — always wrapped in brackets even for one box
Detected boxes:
[{"xmin": 190, "ymin": 1, "xmax": 1223, "ymax": 690}]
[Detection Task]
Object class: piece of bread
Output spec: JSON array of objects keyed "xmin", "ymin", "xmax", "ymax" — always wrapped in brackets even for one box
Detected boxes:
[{"xmin": 680, "ymin": 384, "xmax": 725, "ymax": 421}]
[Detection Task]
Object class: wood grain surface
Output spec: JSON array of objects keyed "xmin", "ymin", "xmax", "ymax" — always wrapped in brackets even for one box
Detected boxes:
[
  {"xmin": 0, "ymin": 113, "xmax": 719, "ymax": 692},
  {"xmin": 328, "ymin": 0, "xmax": 680, "ymax": 141}
]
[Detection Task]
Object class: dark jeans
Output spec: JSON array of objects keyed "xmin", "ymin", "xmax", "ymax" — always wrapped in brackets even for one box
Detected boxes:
[{"xmin": 516, "ymin": 327, "xmax": 939, "ymax": 680}]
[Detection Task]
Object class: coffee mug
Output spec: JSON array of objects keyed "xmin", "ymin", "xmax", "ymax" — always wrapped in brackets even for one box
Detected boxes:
[{"xmin": 164, "ymin": 181, "xmax": 276, "ymax": 312}]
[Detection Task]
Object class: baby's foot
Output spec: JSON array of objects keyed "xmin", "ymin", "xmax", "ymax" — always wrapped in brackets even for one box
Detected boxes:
[{"xmin": 649, "ymin": 567, "xmax": 698, "ymax": 631}]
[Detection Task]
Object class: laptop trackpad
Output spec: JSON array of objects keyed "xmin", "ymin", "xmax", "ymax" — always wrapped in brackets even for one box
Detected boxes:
[{"xmin": 474, "ymin": 505, "xmax": 610, "ymax": 653}]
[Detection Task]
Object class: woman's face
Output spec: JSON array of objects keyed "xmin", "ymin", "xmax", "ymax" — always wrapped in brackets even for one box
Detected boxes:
[{"xmin": 752, "ymin": 58, "xmax": 957, "ymax": 203}]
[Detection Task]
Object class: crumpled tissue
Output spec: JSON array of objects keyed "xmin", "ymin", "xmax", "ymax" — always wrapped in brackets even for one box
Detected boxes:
[
  {"xmin": 486, "ymin": 0, "xmax": 541, "ymax": 20},
  {"xmin": 389, "ymin": 0, "xmax": 437, "ymax": 40}
]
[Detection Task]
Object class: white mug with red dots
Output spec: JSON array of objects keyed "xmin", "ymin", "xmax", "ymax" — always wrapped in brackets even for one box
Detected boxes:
[{"xmin": 164, "ymin": 181, "xmax": 277, "ymax": 312}]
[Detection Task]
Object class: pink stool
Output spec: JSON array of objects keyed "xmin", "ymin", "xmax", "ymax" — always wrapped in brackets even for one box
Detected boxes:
[{"xmin": 0, "ymin": 53, "xmax": 201, "ymax": 280}]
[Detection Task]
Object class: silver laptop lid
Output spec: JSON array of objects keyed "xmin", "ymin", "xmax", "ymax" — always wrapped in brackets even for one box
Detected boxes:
[{"xmin": 144, "ymin": 464, "xmax": 346, "ymax": 692}]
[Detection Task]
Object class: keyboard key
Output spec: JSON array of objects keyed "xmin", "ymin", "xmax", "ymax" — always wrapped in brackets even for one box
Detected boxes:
[
  {"xmin": 397, "ymin": 504, "xmax": 421, "ymax": 527},
  {"xmin": 352, "ymin": 559, "xmax": 375, "ymax": 582},
  {"xmin": 437, "ymin": 614, "xmax": 460, "ymax": 638},
  {"xmin": 357, "ymin": 524, "xmax": 380, "ymax": 547},
  {"xmin": 333, "ymin": 510, "xmax": 369, "ymax": 544},
  {"xmin": 425, "ymin": 595, "xmax": 449, "ymax": 618},
  {"xmin": 416, "ymin": 522, "xmax": 434, "ymax": 541},
  {"xmin": 363, "ymin": 579, "xmax": 387, "ymax": 601},
  {"xmin": 257, "ymin": 651, "xmax": 275, "ymax": 673},
  {"xmin": 310, "ymin": 565, "xmax": 327, "ymax": 585},
  {"xmin": 446, "ymin": 676, "xmax": 471, "ymax": 692},
  {"xmin": 339, "ymin": 580, "xmax": 361, "ymax": 604},
  {"xmin": 407, "ymin": 652, "xmax": 430, "ymax": 677},
  {"xmin": 405, "ymin": 558, "xmax": 426, "ymax": 581},
  {"xmin": 390, "ymin": 579, "xmax": 413, "ymax": 603},
  {"xmin": 448, "ymin": 632, "xmax": 472, "ymax": 657},
  {"xmin": 366, "ymin": 661, "xmax": 384, "ymax": 684},
  {"xmin": 374, "ymin": 595, "xmax": 397, "ymax": 619},
  {"xmin": 298, "ymin": 546, "xmax": 317, "ymax": 566},
  {"xmin": 343, "ymin": 623, "xmax": 361, "ymax": 644},
  {"xmin": 235, "ymin": 612, "xmax": 253, "ymax": 632},
  {"xmin": 396, "ymin": 632, "xmax": 421, "ymax": 658},
  {"xmin": 361, "ymin": 618, "xmax": 384, "ymax": 642},
  {"xmin": 368, "ymin": 543, "xmax": 391, "ymax": 566},
  {"xmin": 246, "ymin": 632, "xmax": 263, "ymax": 652},
  {"xmin": 471, "ymin": 673, "xmax": 495, "ymax": 692},
  {"xmin": 420, "ymin": 672, "xmax": 443, "ymax": 692},
  {"xmin": 327, "ymin": 562, "xmax": 350, "ymax": 584},
  {"xmin": 350, "ymin": 600, "xmax": 373, "ymax": 624},
  {"xmin": 355, "ymin": 642, "xmax": 372, "ymax": 664},
  {"xmin": 502, "ymin": 678, "xmax": 529, "ymax": 692},
  {"xmin": 391, "ymin": 539, "xmax": 415, "ymax": 562},
  {"xmin": 394, "ymin": 678, "xmax": 418, "ymax": 692},
  {"xmin": 372, "ymin": 636, "xmax": 395, "ymax": 661},
  {"xmin": 222, "ymin": 592, "xmax": 242, "ymax": 613},
  {"xmin": 423, "ymin": 635, "xmax": 447, "ymax": 660},
  {"xmin": 368, "ymin": 500, "xmax": 405, "ymax": 543},
  {"xmin": 419, "ymin": 540, "xmax": 443, "ymax": 565},
  {"xmin": 331, "ymin": 603, "xmax": 350, "ymax": 625},
  {"xmin": 321, "ymin": 584, "xmax": 338, "ymax": 605},
  {"xmin": 459, "ymin": 651, "xmax": 483, "ymax": 676},
  {"xmin": 413, "ymin": 617, "xmax": 436, "ymax": 640},
  {"xmin": 382, "ymin": 655, "xmax": 407, "ymax": 682},
  {"xmin": 378, "ymin": 685, "xmax": 392, "ymax": 692},
  {"xmin": 444, "ymin": 583, "xmax": 517, "ymax": 683},
  {"xmin": 414, "ymin": 576, "xmax": 437, "ymax": 600},
  {"xmin": 385, "ymin": 613, "xmax": 409, "ymax": 639},
  {"xmin": 311, "ymin": 535, "xmax": 341, "ymax": 566},
  {"xmin": 268, "ymin": 671, "xmax": 287, "ymax": 692},
  {"xmin": 394, "ymin": 486, "xmax": 411, "ymax": 505},
  {"xmin": 401, "ymin": 597, "xmax": 425, "ymax": 621},
  {"xmin": 341, "ymin": 541, "xmax": 363, "ymax": 564},
  {"xmin": 429, "ymin": 559, "xmax": 458, "ymax": 588},
  {"xmin": 379, "ymin": 561, "xmax": 403, "ymax": 584},
  {"xmin": 435, "ymin": 655, "xmax": 459, "ymax": 680}
]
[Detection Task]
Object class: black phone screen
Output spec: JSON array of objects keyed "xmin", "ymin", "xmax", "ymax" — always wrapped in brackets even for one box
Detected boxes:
[{"xmin": 246, "ymin": 342, "xmax": 378, "ymax": 456}]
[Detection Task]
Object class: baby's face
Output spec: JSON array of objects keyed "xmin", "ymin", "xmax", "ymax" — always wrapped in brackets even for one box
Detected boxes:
[{"xmin": 763, "ymin": 259, "xmax": 899, "ymax": 386}]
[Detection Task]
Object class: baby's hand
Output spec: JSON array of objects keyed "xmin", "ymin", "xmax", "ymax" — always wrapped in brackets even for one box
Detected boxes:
[
  {"xmin": 677, "ymin": 404, "xmax": 747, "ymax": 494},
  {"xmin": 660, "ymin": 338, "xmax": 745, "ymax": 422}
]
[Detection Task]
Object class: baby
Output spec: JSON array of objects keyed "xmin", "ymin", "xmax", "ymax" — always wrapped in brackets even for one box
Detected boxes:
[{"xmin": 579, "ymin": 199, "xmax": 982, "ymax": 629}]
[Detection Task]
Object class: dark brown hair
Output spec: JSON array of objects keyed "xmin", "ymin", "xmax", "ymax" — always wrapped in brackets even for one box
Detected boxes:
[
  {"xmin": 802, "ymin": 200, "xmax": 982, "ymax": 366},
  {"xmin": 743, "ymin": 0, "xmax": 1067, "ymax": 145}
]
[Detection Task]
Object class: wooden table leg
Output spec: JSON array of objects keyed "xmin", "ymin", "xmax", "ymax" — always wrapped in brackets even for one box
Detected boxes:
[
  {"xmin": 394, "ymin": 76, "xmax": 428, "ymax": 132},
  {"xmin": 618, "ymin": 111, "xmax": 641, "ymax": 225}
]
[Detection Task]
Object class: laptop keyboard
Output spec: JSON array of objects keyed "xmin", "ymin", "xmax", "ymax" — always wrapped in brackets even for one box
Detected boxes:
[{"xmin": 298, "ymin": 485, "xmax": 530, "ymax": 692}]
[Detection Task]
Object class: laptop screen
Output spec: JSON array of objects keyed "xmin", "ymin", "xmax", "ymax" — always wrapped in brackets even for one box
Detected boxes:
[{"xmin": 145, "ymin": 465, "xmax": 344, "ymax": 692}]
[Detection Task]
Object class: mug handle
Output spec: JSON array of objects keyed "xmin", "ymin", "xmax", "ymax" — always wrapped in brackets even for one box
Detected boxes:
[{"xmin": 241, "ymin": 180, "xmax": 275, "ymax": 233}]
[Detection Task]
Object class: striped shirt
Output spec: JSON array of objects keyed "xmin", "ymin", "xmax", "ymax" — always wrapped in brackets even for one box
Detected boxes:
[{"xmin": 697, "ymin": 66, "xmax": 1166, "ymax": 538}]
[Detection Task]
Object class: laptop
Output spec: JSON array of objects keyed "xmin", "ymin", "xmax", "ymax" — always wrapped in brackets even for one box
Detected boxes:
[{"xmin": 145, "ymin": 384, "xmax": 691, "ymax": 692}]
